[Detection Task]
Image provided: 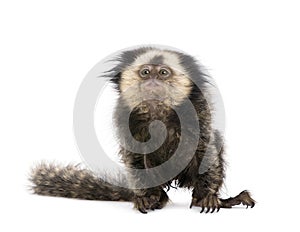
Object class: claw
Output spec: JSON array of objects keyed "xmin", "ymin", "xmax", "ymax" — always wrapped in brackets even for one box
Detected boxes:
[
  {"xmin": 190, "ymin": 198, "xmax": 198, "ymax": 209},
  {"xmin": 205, "ymin": 207, "xmax": 210, "ymax": 213},
  {"xmin": 136, "ymin": 198, "xmax": 147, "ymax": 214},
  {"xmin": 211, "ymin": 207, "xmax": 216, "ymax": 213},
  {"xmin": 200, "ymin": 207, "xmax": 205, "ymax": 213},
  {"xmin": 190, "ymin": 199, "xmax": 195, "ymax": 209},
  {"xmin": 150, "ymin": 202, "xmax": 159, "ymax": 210},
  {"xmin": 138, "ymin": 208, "xmax": 147, "ymax": 214}
]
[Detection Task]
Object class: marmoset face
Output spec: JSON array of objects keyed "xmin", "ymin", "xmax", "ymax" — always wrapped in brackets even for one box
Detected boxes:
[{"xmin": 118, "ymin": 51, "xmax": 193, "ymax": 109}]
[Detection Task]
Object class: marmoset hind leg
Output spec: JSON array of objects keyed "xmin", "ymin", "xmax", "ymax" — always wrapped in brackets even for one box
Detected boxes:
[
  {"xmin": 189, "ymin": 134, "xmax": 255, "ymax": 213},
  {"xmin": 219, "ymin": 190, "xmax": 255, "ymax": 209}
]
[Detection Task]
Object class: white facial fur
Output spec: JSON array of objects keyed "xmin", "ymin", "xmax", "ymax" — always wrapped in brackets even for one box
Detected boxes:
[{"xmin": 119, "ymin": 49, "xmax": 193, "ymax": 109}]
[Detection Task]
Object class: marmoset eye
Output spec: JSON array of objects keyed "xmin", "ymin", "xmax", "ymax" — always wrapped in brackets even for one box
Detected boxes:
[
  {"xmin": 159, "ymin": 68, "xmax": 170, "ymax": 76},
  {"xmin": 140, "ymin": 68, "xmax": 150, "ymax": 77}
]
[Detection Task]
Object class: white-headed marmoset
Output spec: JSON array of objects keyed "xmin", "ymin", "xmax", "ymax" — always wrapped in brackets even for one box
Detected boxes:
[{"xmin": 30, "ymin": 47, "xmax": 255, "ymax": 213}]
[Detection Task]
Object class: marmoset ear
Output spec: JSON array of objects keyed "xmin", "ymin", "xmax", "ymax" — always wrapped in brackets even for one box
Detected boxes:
[
  {"xmin": 109, "ymin": 72, "xmax": 122, "ymax": 91},
  {"xmin": 114, "ymin": 72, "xmax": 122, "ymax": 80}
]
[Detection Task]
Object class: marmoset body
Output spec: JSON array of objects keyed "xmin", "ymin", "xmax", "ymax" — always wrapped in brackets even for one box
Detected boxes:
[{"xmin": 30, "ymin": 47, "xmax": 255, "ymax": 213}]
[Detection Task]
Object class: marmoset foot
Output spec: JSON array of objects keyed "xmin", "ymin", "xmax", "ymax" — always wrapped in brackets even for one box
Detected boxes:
[
  {"xmin": 190, "ymin": 193, "xmax": 221, "ymax": 213},
  {"xmin": 134, "ymin": 190, "xmax": 169, "ymax": 214}
]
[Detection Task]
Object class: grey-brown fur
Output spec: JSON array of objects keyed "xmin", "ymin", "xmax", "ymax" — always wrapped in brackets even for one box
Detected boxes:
[
  {"xmin": 30, "ymin": 163, "xmax": 134, "ymax": 201},
  {"xmin": 29, "ymin": 47, "xmax": 255, "ymax": 213}
]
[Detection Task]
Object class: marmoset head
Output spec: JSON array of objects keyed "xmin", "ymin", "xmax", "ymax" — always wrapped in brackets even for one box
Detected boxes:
[{"xmin": 108, "ymin": 47, "xmax": 208, "ymax": 109}]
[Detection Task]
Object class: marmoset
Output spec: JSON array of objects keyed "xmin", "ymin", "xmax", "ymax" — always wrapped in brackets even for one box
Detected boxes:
[{"xmin": 30, "ymin": 47, "xmax": 255, "ymax": 213}]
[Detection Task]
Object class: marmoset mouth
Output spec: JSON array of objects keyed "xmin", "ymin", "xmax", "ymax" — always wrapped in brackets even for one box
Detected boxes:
[
  {"xmin": 141, "ymin": 79, "xmax": 165, "ymax": 90},
  {"xmin": 140, "ymin": 79, "xmax": 167, "ymax": 99}
]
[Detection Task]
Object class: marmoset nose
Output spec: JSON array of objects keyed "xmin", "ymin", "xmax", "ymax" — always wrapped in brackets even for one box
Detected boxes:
[
  {"xmin": 149, "ymin": 70, "xmax": 158, "ymax": 79},
  {"xmin": 142, "ymin": 79, "xmax": 161, "ymax": 90}
]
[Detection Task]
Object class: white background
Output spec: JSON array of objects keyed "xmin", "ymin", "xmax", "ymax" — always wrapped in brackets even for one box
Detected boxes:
[{"xmin": 1, "ymin": 0, "xmax": 299, "ymax": 231}]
